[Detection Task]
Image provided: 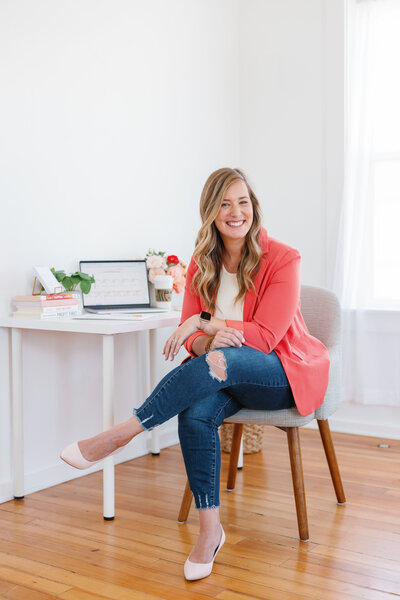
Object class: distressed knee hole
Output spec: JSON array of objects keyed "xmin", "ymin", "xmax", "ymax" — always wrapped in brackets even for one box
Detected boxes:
[{"xmin": 206, "ymin": 350, "xmax": 227, "ymax": 382}]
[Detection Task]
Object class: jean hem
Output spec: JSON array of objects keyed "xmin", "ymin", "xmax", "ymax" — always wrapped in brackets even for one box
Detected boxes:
[
  {"xmin": 133, "ymin": 408, "xmax": 154, "ymax": 431},
  {"xmin": 195, "ymin": 505, "xmax": 220, "ymax": 511}
]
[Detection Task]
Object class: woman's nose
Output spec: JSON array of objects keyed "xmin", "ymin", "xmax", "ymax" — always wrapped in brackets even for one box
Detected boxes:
[{"xmin": 230, "ymin": 204, "xmax": 241, "ymax": 216}]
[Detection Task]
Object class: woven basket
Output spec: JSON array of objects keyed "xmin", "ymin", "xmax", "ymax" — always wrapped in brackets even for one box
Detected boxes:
[{"xmin": 220, "ymin": 423, "xmax": 264, "ymax": 454}]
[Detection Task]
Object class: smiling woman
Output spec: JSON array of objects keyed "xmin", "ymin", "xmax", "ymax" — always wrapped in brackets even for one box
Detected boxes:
[
  {"xmin": 214, "ymin": 179, "xmax": 254, "ymax": 243},
  {"xmin": 191, "ymin": 168, "xmax": 263, "ymax": 314},
  {"xmin": 60, "ymin": 167, "xmax": 330, "ymax": 581}
]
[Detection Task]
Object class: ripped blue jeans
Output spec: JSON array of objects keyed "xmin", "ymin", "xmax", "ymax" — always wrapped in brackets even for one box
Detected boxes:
[{"xmin": 134, "ymin": 346, "xmax": 295, "ymax": 510}]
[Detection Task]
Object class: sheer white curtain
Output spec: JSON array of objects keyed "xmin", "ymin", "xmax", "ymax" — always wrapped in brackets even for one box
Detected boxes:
[{"xmin": 333, "ymin": 0, "xmax": 400, "ymax": 407}]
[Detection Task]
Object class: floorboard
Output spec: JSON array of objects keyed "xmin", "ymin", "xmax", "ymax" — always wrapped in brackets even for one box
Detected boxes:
[{"xmin": 0, "ymin": 428, "xmax": 399, "ymax": 599}]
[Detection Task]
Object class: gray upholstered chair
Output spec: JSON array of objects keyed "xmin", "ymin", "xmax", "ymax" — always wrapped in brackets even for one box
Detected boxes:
[{"xmin": 178, "ymin": 285, "xmax": 346, "ymax": 541}]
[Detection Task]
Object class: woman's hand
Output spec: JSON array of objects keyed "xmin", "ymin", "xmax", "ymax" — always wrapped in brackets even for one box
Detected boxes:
[
  {"xmin": 209, "ymin": 327, "xmax": 245, "ymax": 351},
  {"xmin": 163, "ymin": 314, "xmax": 201, "ymax": 361}
]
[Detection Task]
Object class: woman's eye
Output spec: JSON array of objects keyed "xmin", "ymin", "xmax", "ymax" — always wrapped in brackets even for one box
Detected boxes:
[
  {"xmin": 240, "ymin": 200, "xmax": 248, "ymax": 205},
  {"xmin": 221, "ymin": 202, "xmax": 229, "ymax": 207}
]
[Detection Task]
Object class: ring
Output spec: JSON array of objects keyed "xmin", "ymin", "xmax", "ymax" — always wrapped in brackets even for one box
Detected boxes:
[{"xmin": 172, "ymin": 337, "xmax": 177, "ymax": 343}]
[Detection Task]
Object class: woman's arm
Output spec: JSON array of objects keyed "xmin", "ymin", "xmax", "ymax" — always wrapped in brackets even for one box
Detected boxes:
[
  {"xmin": 163, "ymin": 312, "xmax": 245, "ymax": 360},
  {"xmin": 191, "ymin": 325, "xmax": 245, "ymax": 357},
  {"xmin": 162, "ymin": 258, "xmax": 244, "ymax": 360}
]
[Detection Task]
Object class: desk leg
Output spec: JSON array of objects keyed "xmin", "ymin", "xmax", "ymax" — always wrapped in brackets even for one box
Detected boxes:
[
  {"xmin": 237, "ymin": 435, "xmax": 244, "ymax": 470},
  {"xmin": 11, "ymin": 328, "xmax": 24, "ymax": 500},
  {"xmin": 102, "ymin": 335, "xmax": 115, "ymax": 520},
  {"xmin": 148, "ymin": 329, "xmax": 160, "ymax": 455}
]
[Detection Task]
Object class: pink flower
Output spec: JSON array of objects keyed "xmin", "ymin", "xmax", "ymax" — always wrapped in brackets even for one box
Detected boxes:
[
  {"xmin": 167, "ymin": 265, "xmax": 186, "ymax": 294},
  {"xmin": 148, "ymin": 267, "xmax": 165, "ymax": 283},
  {"xmin": 146, "ymin": 255, "xmax": 164, "ymax": 269}
]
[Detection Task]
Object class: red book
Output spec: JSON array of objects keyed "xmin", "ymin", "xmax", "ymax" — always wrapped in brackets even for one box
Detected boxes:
[{"xmin": 14, "ymin": 294, "xmax": 75, "ymax": 301}]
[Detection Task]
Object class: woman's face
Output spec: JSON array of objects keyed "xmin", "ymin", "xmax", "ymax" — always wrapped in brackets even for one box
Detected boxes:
[{"xmin": 214, "ymin": 179, "xmax": 254, "ymax": 244}]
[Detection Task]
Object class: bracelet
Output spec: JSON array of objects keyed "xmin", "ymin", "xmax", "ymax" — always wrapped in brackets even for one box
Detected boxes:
[{"xmin": 204, "ymin": 335, "xmax": 215, "ymax": 353}]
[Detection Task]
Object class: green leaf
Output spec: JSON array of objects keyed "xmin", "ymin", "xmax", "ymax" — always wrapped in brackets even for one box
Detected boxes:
[
  {"xmin": 70, "ymin": 275, "xmax": 81, "ymax": 285},
  {"xmin": 80, "ymin": 280, "xmax": 91, "ymax": 294},
  {"xmin": 79, "ymin": 272, "xmax": 91, "ymax": 280},
  {"xmin": 62, "ymin": 276, "xmax": 73, "ymax": 290},
  {"xmin": 52, "ymin": 271, "xmax": 66, "ymax": 283}
]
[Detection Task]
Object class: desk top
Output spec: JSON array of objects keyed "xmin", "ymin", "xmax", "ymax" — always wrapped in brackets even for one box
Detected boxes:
[{"xmin": 0, "ymin": 311, "xmax": 181, "ymax": 335}]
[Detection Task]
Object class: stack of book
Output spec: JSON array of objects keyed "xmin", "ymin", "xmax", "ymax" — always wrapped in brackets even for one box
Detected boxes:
[{"xmin": 12, "ymin": 293, "xmax": 80, "ymax": 319}]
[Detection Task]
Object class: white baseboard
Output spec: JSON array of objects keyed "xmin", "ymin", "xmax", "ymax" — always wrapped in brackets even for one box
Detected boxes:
[
  {"xmin": 304, "ymin": 402, "xmax": 400, "ymax": 440},
  {"xmin": 0, "ymin": 428, "xmax": 179, "ymax": 505}
]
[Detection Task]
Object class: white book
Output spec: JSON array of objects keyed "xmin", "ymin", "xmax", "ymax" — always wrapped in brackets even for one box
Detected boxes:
[
  {"xmin": 13, "ymin": 309, "xmax": 80, "ymax": 319},
  {"xmin": 15, "ymin": 305, "xmax": 78, "ymax": 313}
]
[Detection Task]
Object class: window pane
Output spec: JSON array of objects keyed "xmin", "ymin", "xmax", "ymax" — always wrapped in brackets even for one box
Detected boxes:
[
  {"xmin": 373, "ymin": 2, "xmax": 400, "ymax": 153},
  {"xmin": 373, "ymin": 159, "xmax": 400, "ymax": 305}
]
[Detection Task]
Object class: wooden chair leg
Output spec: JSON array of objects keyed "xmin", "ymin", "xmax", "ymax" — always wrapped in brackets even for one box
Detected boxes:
[
  {"xmin": 178, "ymin": 479, "xmax": 193, "ymax": 523},
  {"xmin": 317, "ymin": 419, "xmax": 346, "ymax": 504},
  {"xmin": 227, "ymin": 424, "xmax": 244, "ymax": 491},
  {"xmin": 286, "ymin": 427, "xmax": 309, "ymax": 542}
]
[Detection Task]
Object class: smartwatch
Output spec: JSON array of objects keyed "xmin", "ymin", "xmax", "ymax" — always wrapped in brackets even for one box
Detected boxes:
[{"xmin": 200, "ymin": 311, "xmax": 212, "ymax": 324}]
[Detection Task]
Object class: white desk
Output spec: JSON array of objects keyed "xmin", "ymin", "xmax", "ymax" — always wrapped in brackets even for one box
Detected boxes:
[{"xmin": 0, "ymin": 312, "xmax": 181, "ymax": 519}]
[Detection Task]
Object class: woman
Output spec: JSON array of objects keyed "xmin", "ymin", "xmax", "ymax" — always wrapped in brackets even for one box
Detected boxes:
[{"xmin": 61, "ymin": 167, "xmax": 330, "ymax": 581}]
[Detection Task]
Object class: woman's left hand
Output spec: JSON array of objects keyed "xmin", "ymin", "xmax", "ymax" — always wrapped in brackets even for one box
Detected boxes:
[{"xmin": 163, "ymin": 314, "xmax": 200, "ymax": 361}]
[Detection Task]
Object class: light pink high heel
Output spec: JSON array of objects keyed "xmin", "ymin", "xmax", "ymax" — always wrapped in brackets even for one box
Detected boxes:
[
  {"xmin": 184, "ymin": 526, "xmax": 225, "ymax": 581},
  {"xmin": 60, "ymin": 441, "xmax": 123, "ymax": 470}
]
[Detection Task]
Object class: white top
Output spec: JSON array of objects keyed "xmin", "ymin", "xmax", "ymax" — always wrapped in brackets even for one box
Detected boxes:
[{"xmin": 214, "ymin": 264, "xmax": 244, "ymax": 321}]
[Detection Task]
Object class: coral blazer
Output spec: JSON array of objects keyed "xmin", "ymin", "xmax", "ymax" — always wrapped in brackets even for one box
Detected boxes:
[{"xmin": 180, "ymin": 228, "xmax": 330, "ymax": 416}]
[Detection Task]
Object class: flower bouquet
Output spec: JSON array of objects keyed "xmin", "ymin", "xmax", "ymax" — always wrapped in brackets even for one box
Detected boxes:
[{"xmin": 145, "ymin": 249, "xmax": 187, "ymax": 294}]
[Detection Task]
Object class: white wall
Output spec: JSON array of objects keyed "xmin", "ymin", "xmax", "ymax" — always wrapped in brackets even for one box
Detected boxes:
[
  {"xmin": 238, "ymin": 0, "xmax": 400, "ymax": 439},
  {"xmin": 0, "ymin": 0, "xmax": 240, "ymax": 501},
  {"xmin": 3, "ymin": 0, "xmax": 388, "ymax": 503},
  {"xmin": 238, "ymin": 0, "xmax": 344, "ymax": 287}
]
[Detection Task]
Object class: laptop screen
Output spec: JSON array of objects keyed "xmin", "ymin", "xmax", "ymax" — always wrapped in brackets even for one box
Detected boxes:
[{"xmin": 80, "ymin": 260, "xmax": 151, "ymax": 309}]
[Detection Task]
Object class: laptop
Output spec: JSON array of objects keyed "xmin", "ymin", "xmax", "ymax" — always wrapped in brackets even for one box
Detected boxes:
[{"xmin": 79, "ymin": 260, "xmax": 168, "ymax": 314}]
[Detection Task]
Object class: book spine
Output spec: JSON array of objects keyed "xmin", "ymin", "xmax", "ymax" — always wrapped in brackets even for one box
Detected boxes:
[
  {"xmin": 12, "ymin": 310, "xmax": 80, "ymax": 319},
  {"xmin": 13, "ymin": 294, "xmax": 75, "ymax": 301},
  {"xmin": 14, "ymin": 299, "xmax": 79, "ymax": 307},
  {"xmin": 15, "ymin": 305, "xmax": 79, "ymax": 314}
]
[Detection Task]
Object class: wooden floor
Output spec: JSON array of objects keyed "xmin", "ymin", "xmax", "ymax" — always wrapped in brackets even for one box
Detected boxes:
[{"xmin": 0, "ymin": 428, "xmax": 400, "ymax": 600}]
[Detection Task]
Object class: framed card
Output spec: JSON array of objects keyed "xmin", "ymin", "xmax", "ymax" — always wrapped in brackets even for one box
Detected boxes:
[{"xmin": 33, "ymin": 266, "xmax": 64, "ymax": 295}]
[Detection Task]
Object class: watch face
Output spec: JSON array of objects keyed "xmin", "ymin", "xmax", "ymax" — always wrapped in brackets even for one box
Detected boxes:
[{"xmin": 200, "ymin": 311, "xmax": 211, "ymax": 321}]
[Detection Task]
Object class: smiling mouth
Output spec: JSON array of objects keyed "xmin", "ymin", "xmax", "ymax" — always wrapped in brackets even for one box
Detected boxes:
[{"xmin": 226, "ymin": 220, "xmax": 245, "ymax": 228}]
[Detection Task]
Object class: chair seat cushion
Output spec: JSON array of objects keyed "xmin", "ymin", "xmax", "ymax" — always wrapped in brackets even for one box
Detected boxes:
[{"xmin": 224, "ymin": 407, "xmax": 315, "ymax": 427}]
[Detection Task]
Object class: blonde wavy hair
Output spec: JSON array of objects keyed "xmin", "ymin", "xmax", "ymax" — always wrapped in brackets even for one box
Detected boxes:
[{"xmin": 192, "ymin": 167, "xmax": 263, "ymax": 312}]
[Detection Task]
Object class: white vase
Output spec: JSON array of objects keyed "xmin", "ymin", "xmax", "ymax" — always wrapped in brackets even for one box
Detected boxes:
[
  {"xmin": 68, "ymin": 289, "xmax": 83, "ymax": 312},
  {"xmin": 172, "ymin": 291, "xmax": 184, "ymax": 311}
]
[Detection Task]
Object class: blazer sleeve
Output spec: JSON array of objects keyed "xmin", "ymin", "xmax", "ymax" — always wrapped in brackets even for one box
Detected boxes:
[
  {"xmin": 226, "ymin": 250, "xmax": 301, "ymax": 354},
  {"xmin": 180, "ymin": 258, "xmax": 207, "ymax": 356}
]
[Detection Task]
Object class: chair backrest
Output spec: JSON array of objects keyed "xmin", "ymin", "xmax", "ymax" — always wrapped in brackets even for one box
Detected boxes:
[
  {"xmin": 226, "ymin": 285, "xmax": 342, "ymax": 424},
  {"xmin": 300, "ymin": 285, "xmax": 342, "ymax": 419},
  {"xmin": 300, "ymin": 285, "xmax": 341, "ymax": 351}
]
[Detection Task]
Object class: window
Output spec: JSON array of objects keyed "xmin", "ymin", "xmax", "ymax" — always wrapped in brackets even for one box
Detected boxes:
[
  {"xmin": 368, "ymin": 1, "xmax": 400, "ymax": 307},
  {"xmin": 371, "ymin": 0, "xmax": 400, "ymax": 306}
]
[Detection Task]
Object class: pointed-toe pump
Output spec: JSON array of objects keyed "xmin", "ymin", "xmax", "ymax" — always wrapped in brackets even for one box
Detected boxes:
[
  {"xmin": 60, "ymin": 441, "xmax": 123, "ymax": 470},
  {"xmin": 184, "ymin": 526, "xmax": 225, "ymax": 581}
]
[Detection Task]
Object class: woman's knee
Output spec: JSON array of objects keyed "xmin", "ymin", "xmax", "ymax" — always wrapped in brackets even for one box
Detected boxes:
[
  {"xmin": 205, "ymin": 346, "xmax": 248, "ymax": 381},
  {"xmin": 205, "ymin": 349, "xmax": 227, "ymax": 382}
]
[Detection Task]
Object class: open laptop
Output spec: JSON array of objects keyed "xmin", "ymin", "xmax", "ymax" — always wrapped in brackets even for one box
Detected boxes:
[{"xmin": 80, "ymin": 260, "xmax": 168, "ymax": 314}]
